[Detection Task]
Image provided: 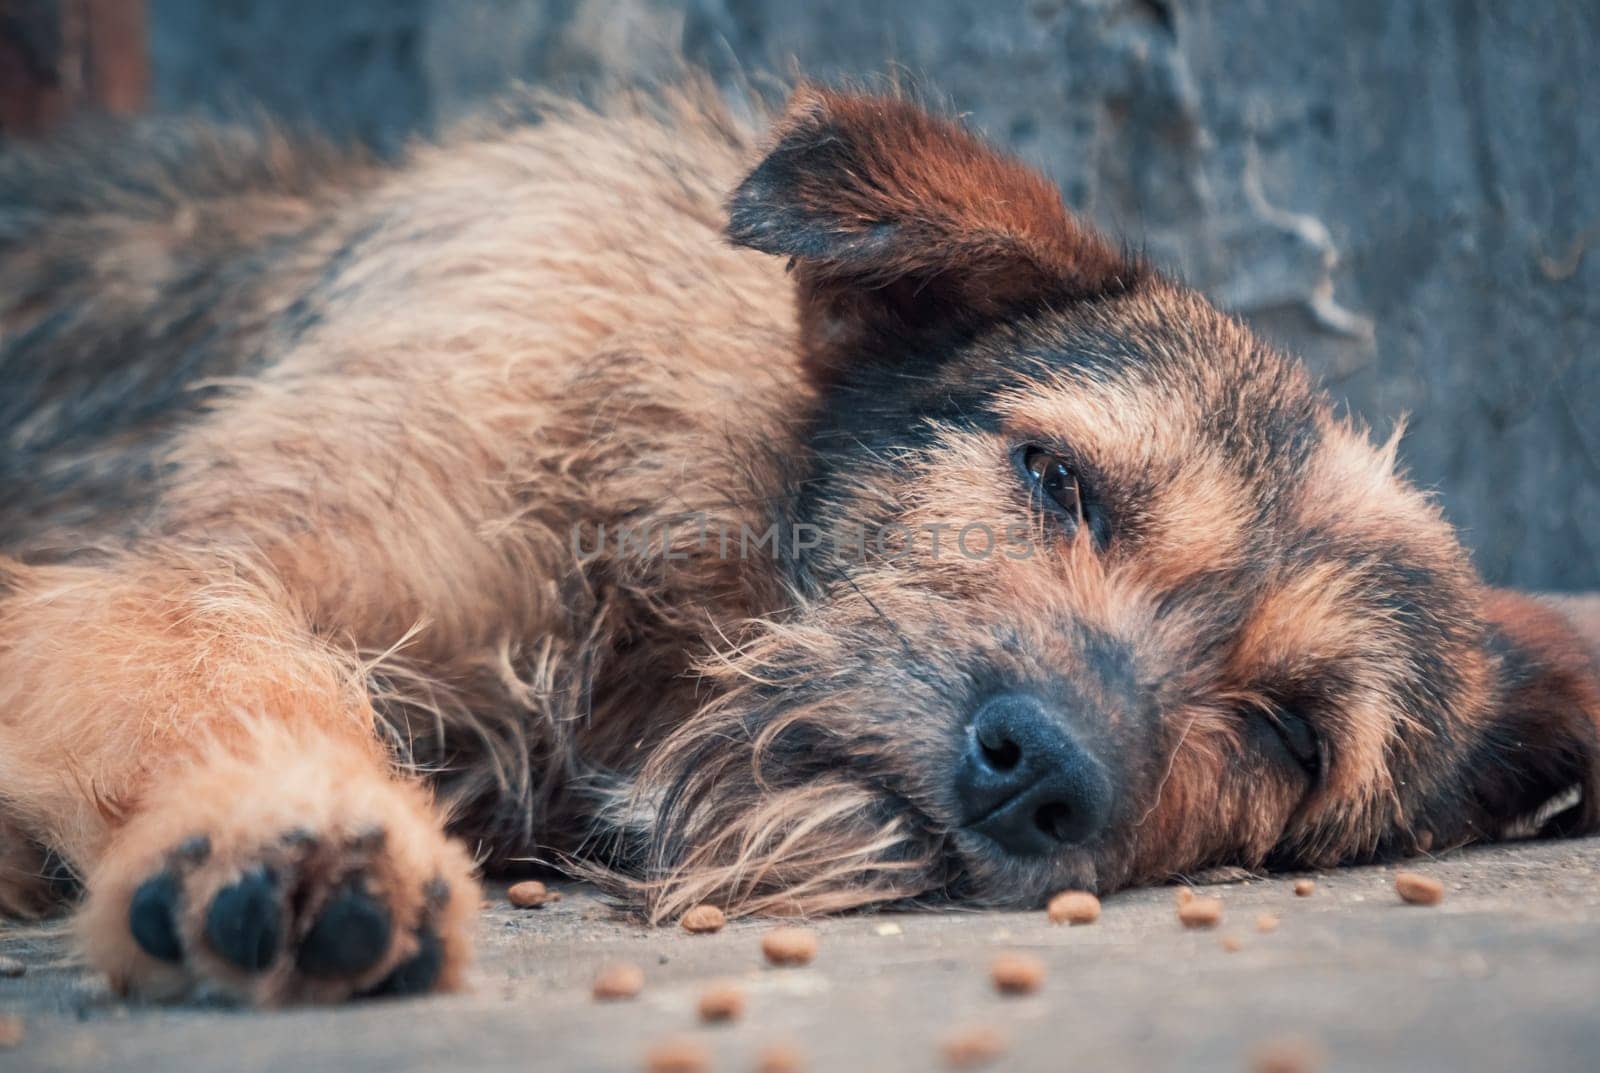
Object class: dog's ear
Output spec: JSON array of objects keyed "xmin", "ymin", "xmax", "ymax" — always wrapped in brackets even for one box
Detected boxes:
[
  {"xmin": 1470, "ymin": 590, "xmax": 1600, "ymax": 837},
  {"xmin": 727, "ymin": 85, "xmax": 1141, "ymax": 383}
]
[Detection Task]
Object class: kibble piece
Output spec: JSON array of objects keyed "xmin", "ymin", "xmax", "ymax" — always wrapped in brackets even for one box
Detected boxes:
[
  {"xmin": 1220, "ymin": 935, "xmax": 1244, "ymax": 953},
  {"xmin": 697, "ymin": 983, "xmax": 745, "ymax": 1023},
  {"xmin": 761, "ymin": 926, "xmax": 818, "ymax": 966},
  {"xmin": 645, "ymin": 1038, "xmax": 710, "ymax": 1073},
  {"xmin": 1255, "ymin": 912, "xmax": 1280, "ymax": 934},
  {"xmin": 1292, "ymin": 879, "xmax": 1316, "ymax": 897},
  {"xmin": 0, "ymin": 955, "xmax": 24, "ymax": 978},
  {"xmin": 757, "ymin": 1043, "xmax": 806, "ymax": 1073},
  {"xmin": 1046, "ymin": 890, "xmax": 1100, "ymax": 925},
  {"xmin": 1175, "ymin": 886, "xmax": 1196, "ymax": 906},
  {"xmin": 681, "ymin": 904, "xmax": 727, "ymax": 934},
  {"xmin": 0, "ymin": 1015, "xmax": 22, "ymax": 1048},
  {"xmin": 593, "ymin": 962, "xmax": 646, "ymax": 1000},
  {"xmin": 989, "ymin": 952, "xmax": 1045, "ymax": 995},
  {"xmin": 941, "ymin": 1026, "xmax": 1006, "ymax": 1068},
  {"xmin": 1177, "ymin": 896, "xmax": 1223, "ymax": 929},
  {"xmin": 1395, "ymin": 871, "xmax": 1444, "ymax": 906},
  {"xmin": 1252, "ymin": 1036, "xmax": 1324, "ymax": 1073},
  {"xmin": 507, "ymin": 880, "xmax": 561, "ymax": 908}
]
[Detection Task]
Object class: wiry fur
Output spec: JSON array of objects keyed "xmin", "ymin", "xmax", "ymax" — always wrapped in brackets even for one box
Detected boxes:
[{"xmin": 1, "ymin": 80, "xmax": 1597, "ymax": 1004}]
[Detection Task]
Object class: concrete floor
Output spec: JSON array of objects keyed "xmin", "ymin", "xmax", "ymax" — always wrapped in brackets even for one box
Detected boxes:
[{"xmin": 3, "ymin": 838, "xmax": 1600, "ymax": 1072}]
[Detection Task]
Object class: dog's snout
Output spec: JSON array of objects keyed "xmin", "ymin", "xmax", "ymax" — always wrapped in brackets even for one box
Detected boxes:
[{"xmin": 954, "ymin": 692, "xmax": 1111, "ymax": 857}]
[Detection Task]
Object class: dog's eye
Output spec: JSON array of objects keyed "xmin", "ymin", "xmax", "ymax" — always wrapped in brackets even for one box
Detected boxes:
[
  {"xmin": 1264, "ymin": 706, "xmax": 1321, "ymax": 779},
  {"xmin": 1020, "ymin": 446, "xmax": 1082, "ymax": 521}
]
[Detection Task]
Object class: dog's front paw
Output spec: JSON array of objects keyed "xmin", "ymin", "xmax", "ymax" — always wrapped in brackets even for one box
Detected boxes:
[{"xmin": 77, "ymin": 743, "xmax": 477, "ymax": 1004}]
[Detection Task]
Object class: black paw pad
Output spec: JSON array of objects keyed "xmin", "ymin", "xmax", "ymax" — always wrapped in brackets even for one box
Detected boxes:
[
  {"xmin": 129, "ymin": 872, "xmax": 183, "ymax": 963},
  {"xmin": 204, "ymin": 868, "xmax": 282, "ymax": 973},
  {"xmin": 174, "ymin": 835, "xmax": 212, "ymax": 865},
  {"xmin": 348, "ymin": 825, "xmax": 387, "ymax": 853},
  {"xmin": 281, "ymin": 827, "xmax": 319, "ymax": 851},
  {"xmin": 297, "ymin": 886, "xmax": 392, "ymax": 979},
  {"xmin": 364, "ymin": 924, "xmax": 442, "ymax": 998}
]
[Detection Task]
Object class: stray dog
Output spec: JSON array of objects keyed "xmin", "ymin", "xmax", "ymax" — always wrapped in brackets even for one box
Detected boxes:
[{"xmin": 2, "ymin": 82, "xmax": 1597, "ymax": 1004}]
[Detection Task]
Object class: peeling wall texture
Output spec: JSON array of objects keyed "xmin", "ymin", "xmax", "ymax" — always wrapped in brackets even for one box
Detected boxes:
[{"xmin": 146, "ymin": 0, "xmax": 1599, "ymax": 590}]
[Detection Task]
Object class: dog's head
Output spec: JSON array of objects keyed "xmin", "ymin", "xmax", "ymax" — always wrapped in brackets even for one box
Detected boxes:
[{"xmin": 635, "ymin": 86, "xmax": 1600, "ymax": 918}]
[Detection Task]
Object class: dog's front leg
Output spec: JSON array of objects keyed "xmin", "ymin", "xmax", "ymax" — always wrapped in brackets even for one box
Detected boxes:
[{"xmin": 0, "ymin": 555, "xmax": 478, "ymax": 1004}]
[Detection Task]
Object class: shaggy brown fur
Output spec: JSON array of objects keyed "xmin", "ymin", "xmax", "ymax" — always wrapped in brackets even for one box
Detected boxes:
[{"xmin": 1, "ymin": 81, "xmax": 1597, "ymax": 1005}]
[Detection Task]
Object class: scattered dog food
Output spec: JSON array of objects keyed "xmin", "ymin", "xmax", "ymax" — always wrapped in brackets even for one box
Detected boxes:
[
  {"xmin": 1395, "ymin": 872, "xmax": 1444, "ymax": 906},
  {"xmin": 507, "ymin": 880, "xmax": 561, "ymax": 908},
  {"xmin": 1220, "ymin": 935, "xmax": 1244, "ymax": 953},
  {"xmin": 0, "ymin": 1015, "xmax": 22, "ymax": 1048},
  {"xmin": 645, "ymin": 1037, "xmax": 710, "ymax": 1073},
  {"xmin": 1178, "ymin": 896, "xmax": 1224, "ymax": 929},
  {"xmin": 1251, "ymin": 1035, "xmax": 1324, "ymax": 1073},
  {"xmin": 1175, "ymin": 886, "xmax": 1196, "ymax": 906},
  {"xmin": 1293, "ymin": 879, "xmax": 1316, "ymax": 897},
  {"xmin": 593, "ymin": 962, "xmax": 646, "ymax": 1000},
  {"xmin": 697, "ymin": 983, "xmax": 745, "ymax": 1023},
  {"xmin": 757, "ymin": 1043, "xmax": 806, "ymax": 1073},
  {"xmin": 761, "ymin": 927, "xmax": 819, "ymax": 966},
  {"xmin": 1046, "ymin": 890, "xmax": 1101, "ymax": 925},
  {"xmin": 681, "ymin": 904, "xmax": 727, "ymax": 934},
  {"xmin": 942, "ymin": 1026, "xmax": 1007, "ymax": 1068},
  {"xmin": 1255, "ymin": 913, "xmax": 1280, "ymax": 934},
  {"xmin": 989, "ymin": 953, "xmax": 1046, "ymax": 995},
  {"xmin": 0, "ymin": 955, "xmax": 24, "ymax": 978}
]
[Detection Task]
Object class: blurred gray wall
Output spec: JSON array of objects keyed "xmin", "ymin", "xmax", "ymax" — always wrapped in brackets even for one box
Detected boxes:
[{"xmin": 147, "ymin": 0, "xmax": 1600, "ymax": 590}]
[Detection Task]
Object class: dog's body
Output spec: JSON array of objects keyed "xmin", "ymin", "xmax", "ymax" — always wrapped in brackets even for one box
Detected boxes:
[{"xmin": 1, "ymin": 83, "xmax": 1597, "ymax": 1004}]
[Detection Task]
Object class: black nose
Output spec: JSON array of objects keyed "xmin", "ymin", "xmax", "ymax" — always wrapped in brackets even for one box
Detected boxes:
[{"xmin": 953, "ymin": 693, "xmax": 1112, "ymax": 857}]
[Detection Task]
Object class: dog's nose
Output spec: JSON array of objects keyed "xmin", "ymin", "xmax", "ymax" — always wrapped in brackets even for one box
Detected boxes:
[{"xmin": 954, "ymin": 692, "xmax": 1111, "ymax": 857}]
